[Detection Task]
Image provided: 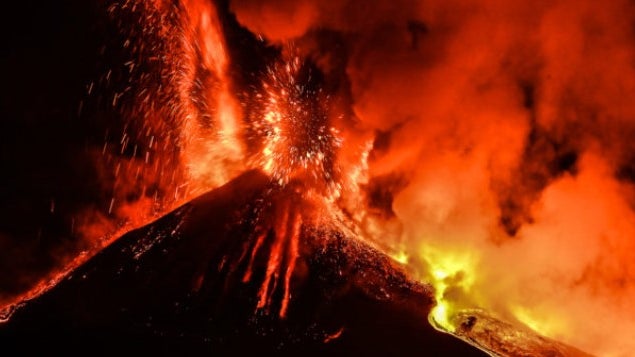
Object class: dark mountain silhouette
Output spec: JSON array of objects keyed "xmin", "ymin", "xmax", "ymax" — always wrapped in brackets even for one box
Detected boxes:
[{"xmin": 0, "ymin": 170, "xmax": 486, "ymax": 356}]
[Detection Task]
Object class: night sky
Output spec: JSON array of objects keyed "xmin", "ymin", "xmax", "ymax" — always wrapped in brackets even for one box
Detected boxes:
[{"xmin": 0, "ymin": 1, "xmax": 109, "ymax": 300}]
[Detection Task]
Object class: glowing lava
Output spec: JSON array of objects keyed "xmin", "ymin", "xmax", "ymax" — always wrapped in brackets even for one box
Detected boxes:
[{"xmin": 247, "ymin": 48, "xmax": 342, "ymax": 195}]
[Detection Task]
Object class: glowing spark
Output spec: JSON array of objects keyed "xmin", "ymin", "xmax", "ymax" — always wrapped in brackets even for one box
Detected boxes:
[
  {"xmin": 248, "ymin": 53, "xmax": 342, "ymax": 195},
  {"xmin": 324, "ymin": 328, "xmax": 345, "ymax": 343}
]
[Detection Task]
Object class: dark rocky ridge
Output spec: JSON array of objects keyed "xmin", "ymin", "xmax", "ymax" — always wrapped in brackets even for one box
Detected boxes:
[{"xmin": 0, "ymin": 170, "xmax": 486, "ymax": 356}]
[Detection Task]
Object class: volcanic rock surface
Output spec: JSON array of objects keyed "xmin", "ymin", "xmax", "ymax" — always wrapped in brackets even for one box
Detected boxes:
[
  {"xmin": 0, "ymin": 170, "xmax": 486, "ymax": 356},
  {"xmin": 452, "ymin": 310, "xmax": 593, "ymax": 357}
]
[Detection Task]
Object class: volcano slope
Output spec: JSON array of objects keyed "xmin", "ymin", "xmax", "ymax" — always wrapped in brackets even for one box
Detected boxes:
[{"xmin": 0, "ymin": 170, "xmax": 486, "ymax": 356}]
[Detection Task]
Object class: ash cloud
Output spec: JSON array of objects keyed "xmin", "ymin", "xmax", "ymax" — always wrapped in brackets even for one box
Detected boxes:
[{"xmin": 231, "ymin": 0, "xmax": 635, "ymax": 355}]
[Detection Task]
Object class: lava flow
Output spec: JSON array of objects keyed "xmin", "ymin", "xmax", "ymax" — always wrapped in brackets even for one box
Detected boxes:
[{"xmin": 5, "ymin": 0, "xmax": 635, "ymax": 356}]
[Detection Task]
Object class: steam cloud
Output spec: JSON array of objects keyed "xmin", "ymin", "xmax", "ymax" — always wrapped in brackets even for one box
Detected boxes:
[{"xmin": 230, "ymin": 0, "xmax": 635, "ymax": 355}]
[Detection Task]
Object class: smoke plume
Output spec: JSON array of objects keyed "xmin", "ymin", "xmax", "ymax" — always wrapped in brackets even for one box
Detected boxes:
[{"xmin": 230, "ymin": 0, "xmax": 635, "ymax": 355}]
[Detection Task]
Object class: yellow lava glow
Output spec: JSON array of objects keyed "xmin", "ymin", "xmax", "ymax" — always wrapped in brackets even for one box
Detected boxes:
[
  {"xmin": 390, "ymin": 250, "xmax": 410, "ymax": 265},
  {"xmin": 511, "ymin": 305, "xmax": 568, "ymax": 338},
  {"xmin": 421, "ymin": 245, "xmax": 477, "ymax": 333}
]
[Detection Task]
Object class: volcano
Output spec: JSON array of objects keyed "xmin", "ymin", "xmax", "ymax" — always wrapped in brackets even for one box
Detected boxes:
[
  {"xmin": 0, "ymin": 170, "xmax": 479, "ymax": 355},
  {"xmin": 4, "ymin": 0, "xmax": 634, "ymax": 355},
  {"xmin": 0, "ymin": 170, "xmax": 591, "ymax": 356}
]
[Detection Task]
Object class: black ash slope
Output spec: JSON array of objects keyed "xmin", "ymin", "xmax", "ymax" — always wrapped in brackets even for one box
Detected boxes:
[{"xmin": 0, "ymin": 170, "xmax": 486, "ymax": 356}]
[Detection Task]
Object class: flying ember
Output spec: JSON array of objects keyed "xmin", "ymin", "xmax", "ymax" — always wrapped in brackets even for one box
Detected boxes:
[{"xmin": 246, "ymin": 49, "xmax": 342, "ymax": 193}]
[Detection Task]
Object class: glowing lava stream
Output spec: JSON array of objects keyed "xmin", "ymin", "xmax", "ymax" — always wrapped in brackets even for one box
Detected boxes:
[
  {"xmin": 387, "ymin": 245, "xmax": 478, "ymax": 334},
  {"xmin": 240, "ymin": 198, "xmax": 302, "ymax": 318},
  {"xmin": 235, "ymin": 48, "xmax": 348, "ymax": 318},
  {"xmin": 424, "ymin": 247, "xmax": 477, "ymax": 333}
]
